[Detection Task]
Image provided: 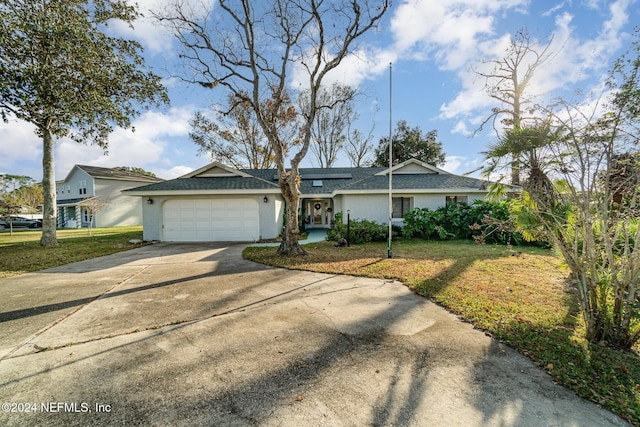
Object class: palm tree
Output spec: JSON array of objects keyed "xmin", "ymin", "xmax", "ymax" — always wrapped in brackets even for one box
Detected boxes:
[{"xmin": 482, "ymin": 123, "xmax": 559, "ymax": 208}]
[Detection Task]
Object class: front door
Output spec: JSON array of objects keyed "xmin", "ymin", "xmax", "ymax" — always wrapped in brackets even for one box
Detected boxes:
[{"xmin": 306, "ymin": 199, "xmax": 333, "ymax": 228}]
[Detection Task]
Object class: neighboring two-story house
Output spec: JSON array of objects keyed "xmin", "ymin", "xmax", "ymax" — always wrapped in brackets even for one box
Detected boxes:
[{"xmin": 57, "ymin": 165, "xmax": 163, "ymax": 229}]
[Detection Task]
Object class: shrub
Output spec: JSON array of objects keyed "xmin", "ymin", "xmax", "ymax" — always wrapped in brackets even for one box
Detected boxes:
[
  {"xmin": 402, "ymin": 200, "xmax": 539, "ymax": 245},
  {"xmin": 327, "ymin": 212, "xmax": 395, "ymax": 244},
  {"xmin": 329, "ymin": 202, "xmax": 547, "ymax": 246}
]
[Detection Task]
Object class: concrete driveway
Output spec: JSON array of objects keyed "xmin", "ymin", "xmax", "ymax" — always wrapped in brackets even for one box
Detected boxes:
[{"xmin": 0, "ymin": 243, "xmax": 629, "ymax": 426}]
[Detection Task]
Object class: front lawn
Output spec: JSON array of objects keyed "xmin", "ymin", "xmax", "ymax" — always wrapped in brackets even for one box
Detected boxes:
[
  {"xmin": 0, "ymin": 226, "xmax": 147, "ymax": 279},
  {"xmin": 244, "ymin": 239, "xmax": 640, "ymax": 425}
]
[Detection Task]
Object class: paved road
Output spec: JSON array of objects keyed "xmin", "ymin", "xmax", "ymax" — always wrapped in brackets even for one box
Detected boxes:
[{"xmin": 0, "ymin": 243, "xmax": 629, "ymax": 426}]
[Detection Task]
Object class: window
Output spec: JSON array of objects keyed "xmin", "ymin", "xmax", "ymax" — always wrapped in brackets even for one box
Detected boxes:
[
  {"xmin": 82, "ymin": 209, "xmax": 89, "ymax": 223},
  {"xmin": 392, "ymin": 197, "xmax": 412, "ymax": 218},
  {"xmin": 78, "ymin": 180, "xmax": 87, "ymax": 195},
  {"xmin": 446, "ymin": 195, "xmax": 468, "ymax": 206}
]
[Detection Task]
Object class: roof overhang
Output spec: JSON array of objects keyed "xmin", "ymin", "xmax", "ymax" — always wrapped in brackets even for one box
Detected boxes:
[
  {"xmin": 334, "ymin": 188, "xmax": 490, "ymax": 195},
  {"xmin": 125, "ymin": 188, "xmax": 283, "ymax": 197}
]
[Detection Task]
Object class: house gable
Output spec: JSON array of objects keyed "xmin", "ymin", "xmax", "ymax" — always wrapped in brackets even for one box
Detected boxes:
[
  {"xmin": 374, "ymin": 158, "xmax": 449, "ymax": 176},
  {"xmin": 181, "ymin": 162, "xmax": 253, "ymax": 178},
  {"xmin": 57, "ymin": 166, "xmax": 94, "ymax": 200},
  {"xmin": 76, "ymin": 165, "xmax": 163, "ymax": 183},
  {"xmin": 59, "ymin": 165, "xmax": 92, "ymax": 186}
]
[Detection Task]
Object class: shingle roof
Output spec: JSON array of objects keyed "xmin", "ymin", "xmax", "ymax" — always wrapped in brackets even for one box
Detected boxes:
[
  {"xmin": 77, "ymin": 165, "xmax": 164, "ymax": 183},
  {"xmin": 341, "ymin": 173, "xmax": 487, "ymax": 191},
  {"xmin": 126, "ymin": 176, "xmax": 279, "ymax": 192},
  {"xmin": 126, "ymin": 163, "xmax": 490, "ymax": 194},
  {"xmin": 245, "ymin": 167, "xmax": 390, "ymax": 194}
]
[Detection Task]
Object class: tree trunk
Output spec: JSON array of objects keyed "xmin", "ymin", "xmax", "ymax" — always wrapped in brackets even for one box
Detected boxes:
[
  {"xmin": 511, "ymin": 155, "xmax": 521, "ymax": 186},
  {"xmin": 39, "ymin": 127, "xmax": 58, "ymax": 246},
  {"xmin": 277, "ymin": 175, "xmax": 306, "ymax": 256}
]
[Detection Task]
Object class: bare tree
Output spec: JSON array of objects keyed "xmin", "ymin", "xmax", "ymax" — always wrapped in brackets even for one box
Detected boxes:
[
  {"xmin": 77, "ymin": 197, "xmax": 108, "ymax": 236},
  {"xmin": 301, "ymin": 83, "xmax": 357, "ymax": 168},
  {"xmin": 191, "ymin": 92, "xmax": 299, "ymax": 169},
  {"xmin": 474, "ymin": 29, "xmax": 557, "ymax": 185},
  {"xmin": 159, "ymin": 0, "xmax": 389, "ymax": 255},
  {"xmin": 345, "ymin": 125, "xmax": 375, "ymax": 167}
]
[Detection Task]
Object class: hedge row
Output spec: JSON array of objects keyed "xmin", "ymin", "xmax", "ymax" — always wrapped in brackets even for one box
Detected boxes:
[{"xmin": 328, "ymin": 201, "xmax": 540, "ymax": 246}]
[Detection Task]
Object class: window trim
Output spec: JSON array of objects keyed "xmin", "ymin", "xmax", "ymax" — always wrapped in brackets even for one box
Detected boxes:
[
  {"xmin": 392, "ymin": 196, "xmax": 413, "ymax": 219},
  {"xmin": 445, "ymin": 195, "xmax": 468, "ymax": 206}
]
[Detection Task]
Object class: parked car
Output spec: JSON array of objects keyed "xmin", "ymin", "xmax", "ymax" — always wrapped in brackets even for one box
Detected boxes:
[{"xmin": 0, "ymin": 216, "xmax": 42, "ymax": 230}]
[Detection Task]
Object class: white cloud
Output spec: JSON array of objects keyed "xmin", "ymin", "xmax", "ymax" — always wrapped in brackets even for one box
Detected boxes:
[
  {"xmin": 110, "ymin": 0, "xmax": 217, "ymax": 54},
  {"xmin": 327, "ymin": 48, "xmax": 396, "ymax": 88},
  {"xmin": 436, "ymin": 0, "xmax": 636, "ymax": 133},
  {"xmin": 0, "ymin": 120, "xmax": 43, "ymax": 179},
  {"xmin": 155, "ymin": 165, "xmax": 195, "ymax": 179},
  {"xmin": 389, "ymin": 0, "xmax": 528, "ymax": 70},
  {"xmin": 444, "ymin": 156, "xmax": 463, "ymax": 174},
  {"xmin": 290, "ymin": 45, "xmax": 396, "ymax": 93},
  {"xmin": 54, "ymin": 106, "xmax": 195, "ymax": 180},
  {"xmin": 444, "ymin": 155, "xmax": 484, "ymax": 176},
  {"xmin": 542, "ymin": 2, "xmax": 566, "ymax": 17},
  {"xmin": 110, "ymin": 18, "xmax": 173, "ymax": 55}
]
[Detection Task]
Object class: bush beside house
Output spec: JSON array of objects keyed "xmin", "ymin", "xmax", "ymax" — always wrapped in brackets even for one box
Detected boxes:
[{"xmin": 328, "ymin": 201, "xmax": 545, "ymax": 246}]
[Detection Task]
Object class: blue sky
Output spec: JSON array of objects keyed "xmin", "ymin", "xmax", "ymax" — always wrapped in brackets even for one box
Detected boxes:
[{"xmin": 1, "ymin": 0, "xmax": 638, "ymax": 181}]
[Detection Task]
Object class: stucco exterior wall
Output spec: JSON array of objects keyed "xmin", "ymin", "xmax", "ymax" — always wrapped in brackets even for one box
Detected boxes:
[
  {"xmin": 339, "ymin": 194, "xmax": 390, "ymax": 224},
  {"xmin": 336, "ymin": 192, "xmax": 487, "ymax": 225},
  {"xmin": 412, "ymin": 193, "xmax": 486, "ymax": 211},
  {"xmin": 259, "ymin": 195, "xmax": 284, "ymax": 240},
  {"xmin": 141, "ymin": 198, "xmax": 162, "ymax": 241}
]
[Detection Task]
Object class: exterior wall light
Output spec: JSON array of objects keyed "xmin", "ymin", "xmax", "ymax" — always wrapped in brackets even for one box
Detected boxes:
[
  {"xmin": 147, "ymin": 198, "xmax": 153, "ymax": 204},
  {"xmin": 263, "ymin": 196, "xmax": 268, "ymax": 203}
]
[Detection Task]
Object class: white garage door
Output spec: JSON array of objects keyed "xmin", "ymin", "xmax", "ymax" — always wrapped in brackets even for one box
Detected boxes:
[{"xmin": 163, "ymin": 199, "xmax": 260, "ymax": 242}]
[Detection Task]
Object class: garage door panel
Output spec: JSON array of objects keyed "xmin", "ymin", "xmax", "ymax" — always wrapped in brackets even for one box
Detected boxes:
[{"xmin": 163, "ymin": 199, "xmax": 259, "ymax": 242}]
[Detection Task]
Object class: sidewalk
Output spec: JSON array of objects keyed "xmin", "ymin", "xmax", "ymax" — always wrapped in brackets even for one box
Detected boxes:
[{"xmin": 251, "ymin": 228, "xmax": 328, "ymax": 247}]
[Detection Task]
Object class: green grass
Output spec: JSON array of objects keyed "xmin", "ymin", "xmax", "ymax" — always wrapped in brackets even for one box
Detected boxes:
[
  {"xmin": 244, "ymin": 239, "xmax": 640, "ymax": 425},
  {"xmin": 0, "ymin": 226, "xmax": 147, "ymax": 278}
]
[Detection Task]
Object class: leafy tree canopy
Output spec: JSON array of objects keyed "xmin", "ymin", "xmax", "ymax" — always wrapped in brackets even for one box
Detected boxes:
[
  {"xmin": 0, "ymin": 0, "xmax": 168, "ymax": 246},
  {"xmin": 0, "ymin": 174, "xmax": 34, "ymax": 193},
  {"xmin": 372, "ymin": 120, "xmax": 446, "ymax": 167},
  {"xmin": 0, "ymin": 0, "xmax": 167, "ymax": 144}
]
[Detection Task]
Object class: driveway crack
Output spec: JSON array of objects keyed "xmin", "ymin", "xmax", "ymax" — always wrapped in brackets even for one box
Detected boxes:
[{"xmin": 0, "ymin": 265, "xmax": 151, "ymax": 361}]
